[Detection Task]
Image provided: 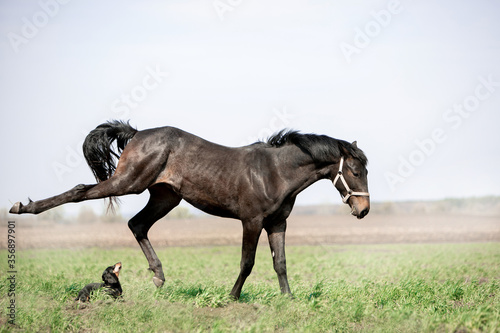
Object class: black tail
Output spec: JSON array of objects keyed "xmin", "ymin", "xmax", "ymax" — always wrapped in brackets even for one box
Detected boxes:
[
  {"xmin": 83, "ymin": 120, "xmax": 138, "ymax": 183},
  {"xmin": 83, "ymin": 121, "xmax": 137, "ymax": 211}
]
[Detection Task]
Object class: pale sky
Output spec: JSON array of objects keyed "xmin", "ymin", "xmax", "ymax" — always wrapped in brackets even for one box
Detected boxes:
[{"xmin": 1, "ymin": 0, "xmax": 500, "ymax": 216}]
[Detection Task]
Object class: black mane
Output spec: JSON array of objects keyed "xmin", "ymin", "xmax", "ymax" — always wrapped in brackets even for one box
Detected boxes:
[{"xmin": 265, "ymin": 129, "xmax": 367, "ymax": 166}]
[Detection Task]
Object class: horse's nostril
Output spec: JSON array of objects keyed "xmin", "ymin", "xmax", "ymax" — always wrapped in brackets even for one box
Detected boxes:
[{"xmin": 359, "ymin": 208, "xmax": 369, "ymax": 219}]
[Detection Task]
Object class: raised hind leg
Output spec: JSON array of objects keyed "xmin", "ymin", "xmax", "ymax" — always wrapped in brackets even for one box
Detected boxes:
[
  {"xmin": 230, "ymin": 219, "xmax": 263, "ymax": 300},
  {"xmin": 9, "ymin": 184, "xmax": 98, "ymax": 214},
  {"xmin": 9, "ymin": 178, "xmax": 148, "ymax": 215},
  {"xmin": 265, "ymin": 220, "xmax": 292, "ymax": 297},
  {"xmin": 9, "ymin": 165, "xmax": 155, "ymax": 215},
  {"xmin": 128, "ymin": 183, "xmax": 181, "ymax": 288}
]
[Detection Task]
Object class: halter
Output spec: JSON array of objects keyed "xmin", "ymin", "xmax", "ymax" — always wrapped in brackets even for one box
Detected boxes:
[{"xmin": 333, "ymin": 157, "xmax": 370, "ymax": 204}]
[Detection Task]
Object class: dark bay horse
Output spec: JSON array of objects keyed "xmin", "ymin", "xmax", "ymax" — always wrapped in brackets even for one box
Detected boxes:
[{"xmin": 10, "ymin": 120, "xmax": 370, "ymax": 299}]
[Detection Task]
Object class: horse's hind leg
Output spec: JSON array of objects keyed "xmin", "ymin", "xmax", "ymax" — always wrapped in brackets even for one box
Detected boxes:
[
  {"xmin": 10, "ymin": 171, "xmax": 150, "ymax": 215},
  {"xmin": 128, "ymin": 183, "xmax": 181, "ymax": 287},
  {"xmin": 10, "ymin": 184, "xmax": 98, "ymax": 214}
]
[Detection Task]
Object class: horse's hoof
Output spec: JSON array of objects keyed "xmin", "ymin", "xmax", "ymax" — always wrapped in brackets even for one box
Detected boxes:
[
  {"xmin": 153, "ymin": 277, "xmax": 164, "ymax": 288},
  {"xmin": 9, "ymin": 202, "xmax": 23, "ymax": 214}
]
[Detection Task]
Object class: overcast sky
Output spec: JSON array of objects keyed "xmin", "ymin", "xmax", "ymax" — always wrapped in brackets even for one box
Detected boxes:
[{"xmin": 1, "ymin": 0, "xmax": 499, "ymax": 216}]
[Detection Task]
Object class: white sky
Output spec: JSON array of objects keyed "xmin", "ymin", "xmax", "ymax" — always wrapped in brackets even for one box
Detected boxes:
[{"xmin": 1, "ymin": 0, "xmax": 500, "ymax": 216}]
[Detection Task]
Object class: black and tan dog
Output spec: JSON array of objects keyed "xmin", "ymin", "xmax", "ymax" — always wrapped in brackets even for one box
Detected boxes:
[{"xmin": 75, "ymin": 262, "xmax": 122, "ymax": 302}]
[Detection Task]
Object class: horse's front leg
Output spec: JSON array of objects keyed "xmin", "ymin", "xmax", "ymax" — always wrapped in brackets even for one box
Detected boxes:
[
  {"xmin": 266, "ymin": 220, "xmax": 292, "ymax": 297},
  {"xmin": 230, "ymin": 220, "xmax": 263, "ymax": 300}
]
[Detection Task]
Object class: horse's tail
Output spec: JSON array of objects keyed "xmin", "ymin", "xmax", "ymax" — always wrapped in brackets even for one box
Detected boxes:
[
  {"xmin": 83, "ymin": 120, "xmax": 137, "ymax": 212},
  {"xmin": 83, "ymin": 120, "xmax": 138, "ymax": 183}
]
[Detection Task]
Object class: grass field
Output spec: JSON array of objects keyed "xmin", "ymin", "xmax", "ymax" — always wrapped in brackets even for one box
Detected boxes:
[{"xmin": 1, "ymin": 243, "xmax": 499, "ymax": 332}]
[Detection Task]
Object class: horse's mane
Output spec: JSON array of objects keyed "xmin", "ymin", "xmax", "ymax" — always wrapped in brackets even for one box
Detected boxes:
[{"xmin": 264, "ymin": 129, "xmax": 368, "ymax": 166}]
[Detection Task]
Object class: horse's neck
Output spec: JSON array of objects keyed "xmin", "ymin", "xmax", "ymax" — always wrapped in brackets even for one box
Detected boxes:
[{"xmin": 276, "ymin": 145, "xmax": 332, "ymax": 198}]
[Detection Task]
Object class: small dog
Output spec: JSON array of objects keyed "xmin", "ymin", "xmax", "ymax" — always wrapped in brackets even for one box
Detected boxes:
[{"xmin": 75, "ymin": 262, "xmax": 122, "ymax": 302}]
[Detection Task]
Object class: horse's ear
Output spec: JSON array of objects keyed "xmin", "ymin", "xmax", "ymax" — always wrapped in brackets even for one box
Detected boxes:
[{"xmin": 352, "ymin": 141, "xmax": 358, "ymax": 148}]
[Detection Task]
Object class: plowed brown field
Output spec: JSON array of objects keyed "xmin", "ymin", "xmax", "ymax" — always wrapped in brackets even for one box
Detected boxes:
[{"xmin": 2, "ymin": 214, "xmax": 499, "ymax": 249}]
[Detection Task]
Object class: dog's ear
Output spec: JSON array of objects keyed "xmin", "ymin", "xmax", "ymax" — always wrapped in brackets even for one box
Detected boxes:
[{"xmin": 102, "ymin": 267, "xmax": 118, "ymax": 284}]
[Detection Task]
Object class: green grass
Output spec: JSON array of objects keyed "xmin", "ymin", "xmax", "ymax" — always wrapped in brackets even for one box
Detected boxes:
[{"xmin": 1, "ymin": 243, "xmax": 499, "ymax": 332}]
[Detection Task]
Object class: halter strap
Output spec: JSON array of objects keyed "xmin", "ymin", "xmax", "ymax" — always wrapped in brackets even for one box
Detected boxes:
[{"xmin": 333, "ymin": 157, "xmax": 370, "ymax": 204}]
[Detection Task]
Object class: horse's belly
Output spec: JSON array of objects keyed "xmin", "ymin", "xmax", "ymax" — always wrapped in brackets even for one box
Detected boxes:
[{"xmin": 183, "ymin": 196, "xmax": 239, "ymax": 219}]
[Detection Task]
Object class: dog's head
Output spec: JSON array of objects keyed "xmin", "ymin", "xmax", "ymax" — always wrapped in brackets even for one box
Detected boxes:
[{"xmin": 102, "ymin": 262, "xmax": 122, "ymax": 285}]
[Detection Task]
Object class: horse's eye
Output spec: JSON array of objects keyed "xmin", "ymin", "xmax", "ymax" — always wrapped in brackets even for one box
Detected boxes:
[{"xmin": 353, "ymin": 172, "xmax": 360, "ymax": 178}]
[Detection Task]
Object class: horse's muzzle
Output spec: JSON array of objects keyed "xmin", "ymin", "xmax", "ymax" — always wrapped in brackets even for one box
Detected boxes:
[
  {"xmin": 349, "ymin": 196, "xmax": 370, "ymax": 219},
  {"xmin": 354, "ymin": 207, "xmax": 369, "ymax": 219}
]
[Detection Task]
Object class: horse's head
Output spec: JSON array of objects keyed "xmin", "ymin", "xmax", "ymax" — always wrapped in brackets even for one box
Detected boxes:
[{"xmin": 331, "ymin": 141, "xmax": 370, "ymax": 219}]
